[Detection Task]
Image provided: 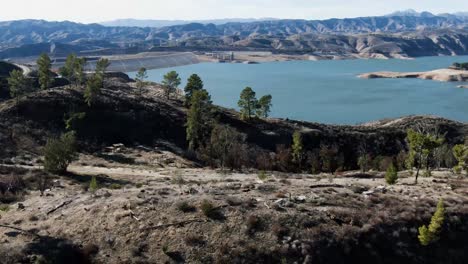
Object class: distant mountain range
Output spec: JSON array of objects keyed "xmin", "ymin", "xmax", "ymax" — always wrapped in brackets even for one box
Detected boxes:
[
  {"xmin": 0, "ymin": 11, "xmax": 467, "ymax": 59},
  {"xmin": 99, "ymin": 18, "xmax": 279, "ymax": 28}
]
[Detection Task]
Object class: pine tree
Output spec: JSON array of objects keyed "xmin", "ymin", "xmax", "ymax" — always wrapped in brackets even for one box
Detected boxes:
[
  {"xmin": 186, "ymin": 90, "xmax": 212, "ymax": 150},
  {"xmin": 59, "ymin": 54, "xmax": 86, "ymax": 87},
  {"xmin": 95, "ymin": 58, "xmax": 110, "ymax": 88},
  {"xmin": 43, "ymin": 131, "xmax": 78, "ymax": 174},
  {"xmin": 256, "ymin": 94, "xmax": 272, "ymax": 118},
  {"xmin": 418, "ymin": 199, "xmax": 445, "ymax": 246},
  {"xmin": 7, "ymin": 69, "xmax": 31, "ymax": 106},
  {"xmin": 452, "ymin": 144, "xmax": 467, "ymax": 174},
  {"xmin": 135, "ymin": 67, "xmax": 148, "ymax": 96},
  {"xmin": 184, "ymin": 74, "xmax": 204, "ymax": 106},
  {"xmin": 162, "ymin": 71, "xmax": 181, "ymax": 99},
  {"xmin": 238, "ymin": 87, "xmax": 257, "ymax": 120},
  {"xmin": 406, "ymin": 129, "xmax": 444, "ymax": 184},
  {"xmin": 37, "ymin": 53, "xmax": 53, "ymax": 89},
  {"xmin": 89, "ymin": 176, "xmax": 98, "ymax": 193},
  {"xmin": 291, "ymin": 131, "xmax": 304, "ymax": 166},
  {"xmin": 385, "ymin": 163, "xmax": 398, "ymax": 184},
  {"xmin": 84, "ymin": 74, "xmax": 103, "ymax": 106}
]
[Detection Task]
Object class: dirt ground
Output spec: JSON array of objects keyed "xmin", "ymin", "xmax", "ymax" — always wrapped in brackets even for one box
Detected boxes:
[{"xmin": 1, "ymin": 144, "xmax": 467, "ymax": 263}]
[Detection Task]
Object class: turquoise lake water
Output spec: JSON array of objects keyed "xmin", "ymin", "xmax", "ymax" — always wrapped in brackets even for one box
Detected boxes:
[{"xmin": 129, "ymin": 56, "xmax": 468, "ymax": 124}]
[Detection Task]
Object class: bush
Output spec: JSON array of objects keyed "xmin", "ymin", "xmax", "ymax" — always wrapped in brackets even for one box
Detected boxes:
[
  {"xmin": 177, "ymin": 201, "xmax": 196, "ymax": 213},
  {"xmin": 200, "ymin": 200, "xmax": 222, "ymax": 219},
  {"xmin": 89, "ymin": 176, "xmax": 98, "ymax": 193},
  {"xmin": 453, "ymin": 165, "xmax": 463, "ymax": 175},
  {"xmin": 357, "ymin": 154, "xmax": 370, "ymax": 172},
  {"xmin": 0, "ymin": 204, "xmax": 10, "ymax": 212},
  {"xmin": 257, "ymin": 171, "xmax": 268, "ymax": 181},
  {"xmin": 418, "ymin": 199, "xmax": 445, "ymax": 246},
  {"xmin": 385, "ymin": 164, "xmax": 398, "ymax": 185},
  {"xmin": 43, "ymin": 132, "xmax": 77, "ymax": 174}
]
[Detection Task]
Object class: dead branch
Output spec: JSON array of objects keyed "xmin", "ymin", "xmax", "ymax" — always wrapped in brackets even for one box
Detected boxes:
[
  {"xmin": 47, "ymin": 200, "xmax": 72, "ymax": 215},
  {"xmin": 0, "ymin": 225, "xmax": 41, "ymax": 238}
]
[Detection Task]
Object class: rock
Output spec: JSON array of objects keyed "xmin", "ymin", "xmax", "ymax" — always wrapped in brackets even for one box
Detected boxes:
[{"xmin": 295, "ymin": 196, "xmax": 307, "ymax": 203}]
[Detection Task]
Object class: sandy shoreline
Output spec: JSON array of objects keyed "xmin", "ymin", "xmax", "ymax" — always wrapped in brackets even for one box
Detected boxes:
[{"xmin": 358, "ymin": 69, "xmax": 468, "ymax": 82}]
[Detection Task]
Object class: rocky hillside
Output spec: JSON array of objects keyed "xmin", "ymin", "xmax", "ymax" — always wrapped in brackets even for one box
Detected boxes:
[
  {"xmin": 0, "ymin": 13, "xmax": 468, "ymax": 59},
  {"xmin": 0, "ymin": 74, "xmax": 466, "ymax": 170}
]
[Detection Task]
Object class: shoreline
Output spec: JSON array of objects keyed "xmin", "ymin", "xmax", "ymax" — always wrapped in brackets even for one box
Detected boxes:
[
  {"xmin": 358, "ymin": 69, "xmax": 468, "ymax": 82},
  {"xmin": 14, "ymin": 51, "xmax": 468, "ymax": 72}
]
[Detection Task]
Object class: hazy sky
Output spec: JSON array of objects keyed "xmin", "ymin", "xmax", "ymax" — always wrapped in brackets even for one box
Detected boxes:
[{"xmin": 1, "ymin": 0, "xmax": 467, "ymax": 23}]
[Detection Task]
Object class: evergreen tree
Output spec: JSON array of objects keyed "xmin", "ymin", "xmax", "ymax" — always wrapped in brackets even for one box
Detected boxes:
[
  {"xmin": 95, "ymin": 58, "xmax": 110, "ymax": 76},
  {"xmin": 406, "ymin": 129, "xmax": 444, "ymax": 183},
  {"xmin": 59, "ymin": 54, "xmax": 86, "ymax": 87},
  {"xmin": 135, "ymin": 67, "xmax": 148, "ymax": 96},
  {"xmin": 186, "ymin": 89, "xmax": 212, "ymax": 150},
  {"xmin": 7, "ymin": 69, "xmax": 31, "ymax": 106},
  {"xmin": 418, "ymin": 199, "xmax": 445, "ymax": 246},
  {"xmin": 43, "ymin": 131, "xmax": 78, "ymax": 174},
  {"xmin": 291, "ymin": 131, "xmax": 304, "ymax": 166},
  {"xmin": 238, "ymin": 87, "xmax": 257, "ymax": 120},
  {"xmin": 84, "ymin": 74, "xmax": 103, "ymax": 106},
  {"xmin": 162, "ymin": 70, "xmax": 181, "ymax": 99},
  {"xmin": 184, "ymin": 74, "xmax": 204, "ymax": 106},
  {"xmin": 256, "ymin": 94, "xmax": 272, "ymax": 118},
  {"xmin": 452, "ymin": 144, "xmax": 467, "ymax": 174},
  {"xmin": 95, "ymin": 58, "xmax": 110, "ymax": 88},
  {"xmin": 385, "ymin": 163, "xmax": 398, "ymax": 185},
  {"xmin": 37, "ymin": 53, "xmax": 53, "ymax": 89}
]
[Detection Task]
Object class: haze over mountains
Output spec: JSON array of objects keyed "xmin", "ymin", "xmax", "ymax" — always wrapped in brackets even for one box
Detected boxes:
[{"xmin": 0, "ymin": 10, "xmax": 467, "ymax": 59}]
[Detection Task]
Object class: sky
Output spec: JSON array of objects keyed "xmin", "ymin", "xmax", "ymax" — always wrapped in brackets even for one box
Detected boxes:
[{"xmin": 1, "ymin": 0, "xmax": 467, "ymax": 23}]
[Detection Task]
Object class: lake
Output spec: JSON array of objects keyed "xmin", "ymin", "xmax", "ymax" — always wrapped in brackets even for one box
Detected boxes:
[{"xmin": 128, "ymin": 56, "xmax": 468, "ymax": 125}]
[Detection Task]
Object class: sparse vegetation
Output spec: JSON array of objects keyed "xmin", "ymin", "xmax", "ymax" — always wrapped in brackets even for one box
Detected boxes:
[
  {"xmin": 37, "ymin": 53, "xmax": 53, "ymax": 89},
  {"xmin": 418, "ymin": 199, "xmax": 445, "ymax": 246},
  {"xmin": 89, "ymin": 176, "xmax": 98, "ymax": 193},
  {"xmin": 257, "ymin": 170, "xmax": 268, "ymax": 181},
  {"xmin": 406, "ymin": 129, "xmax": 444, "ymax": 183},
  {"xmin": 451, "ymin": 62, "xmax": 468, "ymax": 70},
  {"xmin": 238, "ymin": 87, "xmax": 257, "ymax": 120},
  {"xmin": 452, "ymin": 144, "xmax": 467, "ymax": 174},
  {"xmin": 385, "ymin": 163, "xmax": 398, "ymax": 185},
  {"xmin": 177, "ymin": 201, "xmax": 196, "ymax": 213},
  {"xmin": 184, "ymin": 74, "xmax": 204, "ymax": 106},
  {"xmin": 200, "ymin": 199, "xmax": 221, "ymax": 219},
  {"xmin": 186, "ymin": 89, "xmax": 212, "ymax": 150},
  {"xmin": 59, "ymin": 54, "xmax": 86, "ymax": 87},
  {"xmin": 291, "ymin": 131, "xmax": 304, "ymax": 168},
  {"xmin": 162, "ymin": 70, "xmax": 181, "ymax": 99},
  {"xmin": 135, "ymin": 67, "xmax": 148, "ymax": 96},
  {"xmin": 7, "ymin": 69, "xmax": 32, "ymax": 106},
  {"xmin": 43, "ymin": 131, "xmax": 78, "ymax": 174},
  {"xmin": 256, "ymin": 94, "xmax": 273, "ymax": 118}
]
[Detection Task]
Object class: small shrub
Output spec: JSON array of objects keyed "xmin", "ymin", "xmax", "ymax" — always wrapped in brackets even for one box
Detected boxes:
[
  {"xmin": 177, "ymin": 201, "xmax": 196, "ymax": 213},
  {"xmin": 89, "ymin": 176, "xmax": 98, "ymax": 193},
  {"xmin": 257, "ymin": 170, "xmax": 268, "ymax": 181},
  {"xmin": 0, "ymin": 204, "xmax": 10, "ymax": 212},
  {"xmin": 135, "ymin": 183, "xmax": 143, "ymax": 188},
  {"xmin": 162, "ymin": 243, "xmax": 169, "ymax": 255},
  {"xmin": 171, "ymin": 173, "xmax": 185, "ymax": 186},
  {"xmin": 246, "ymin": 215, "xmax": 262, "ymax": 234},
  {"xmin": 418, "ymin": 199, "xmax": 445, "ymax": 246},
  {"xmin": 385, "ymin": 164, "xmax": 398, "ymax": 185},
  {"xmin": 453, "ymin": 165, "xmax": 463, "ymax": 175},
  {"xmin": 185, "ymin": 234, "xmax": 205, "ymax": 246},
  {"xmin": 109, "ymin": 183, "xmax": 122, "ymax": 190},
  {"xmin": 43, "ymin": 132, "xmax": 77, "ymax": 174},
  {"xmin": 200, "ymin": 200, "xmax": 222, "ymax": 219}
]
